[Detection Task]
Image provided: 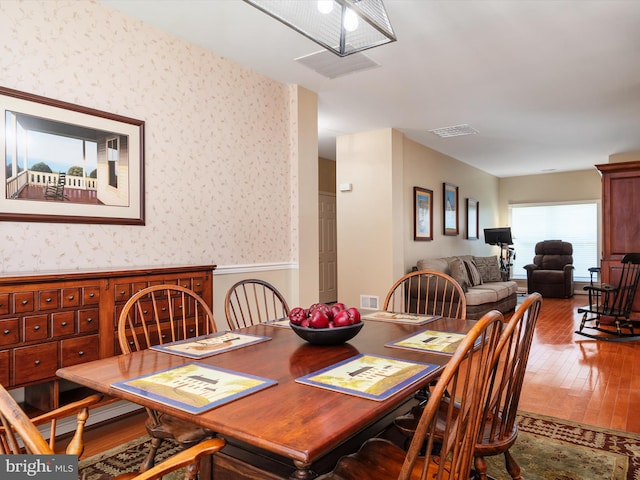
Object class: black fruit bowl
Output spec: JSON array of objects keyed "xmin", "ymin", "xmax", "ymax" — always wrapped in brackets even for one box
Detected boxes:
[{"xmin": 290, "ymin": 322, "xmax": 364, "ymax": 345}]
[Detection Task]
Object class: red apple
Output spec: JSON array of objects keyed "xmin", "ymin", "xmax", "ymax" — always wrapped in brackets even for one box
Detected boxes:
[
  {"xmin": 288, "ymin": 307, "xmax": 307, "ymax": 325},
  {"xmin": 309, "ymin": 309, "xmax": 330, "ymax": 328},
  {"xmin": 331, "ymin": 304, "xmax": 344, "ymax": 318},
  {"xmin": 333, "ymin": 309, "xmax": 352, "ymax": 327},
  {"xmin": 347, "ymin": 307, "xmax": 361, "ymax": 324}
]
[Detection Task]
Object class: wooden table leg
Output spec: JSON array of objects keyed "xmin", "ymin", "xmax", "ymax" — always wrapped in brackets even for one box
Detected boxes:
[
  {"xmin": 289, "ymin": 460, "xmax": 316, "ymax": 479},
  {"xmin": 289, "ymin": 460, "xmax": 318, "ymax": 480}
]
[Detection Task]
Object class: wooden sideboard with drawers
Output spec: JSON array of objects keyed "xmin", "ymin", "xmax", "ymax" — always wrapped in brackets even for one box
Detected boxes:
[{"xmin": 0, "ymin": 264, "xmax": 215, "ymax": 414}]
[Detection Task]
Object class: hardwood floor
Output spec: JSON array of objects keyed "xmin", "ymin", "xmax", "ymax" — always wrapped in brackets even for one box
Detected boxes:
[
  {"xmin": 514, "ymin": 294, "xmax": 640, "ymax": 434},
  {"xmin": 76, "ymin": 294, "xmax": 640, "ymax": 459}
]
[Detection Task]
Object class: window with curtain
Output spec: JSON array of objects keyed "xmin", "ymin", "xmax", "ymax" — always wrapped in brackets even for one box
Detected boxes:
[{"xmin": 509, "ymin": 202, "xmax": 598, "ymax": 281}]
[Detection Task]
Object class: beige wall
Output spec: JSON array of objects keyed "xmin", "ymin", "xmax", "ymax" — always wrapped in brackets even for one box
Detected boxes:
[
  {"xmin": 498, "ymin": 170, "xmax": 602, "ymax": 253},
  {"xmin": 336, "ymin": 128, "xmax": 401, "ymax": 309},
  {"xmin": 335, "ymin": 130, "xmax": 608, "ymax": 306},
  {"xmin": 293, "ymin": 86, "xmax": 320, "ymax": 307},
  {"xmin": 336, "ymin": 129, "xmax": 502, "ymax": 309},
  {"xmin": 498, "ymin": 169, "xmax": 602, "ymax": 224},
  {"xmin": 609, "ymin": 152, "xmax": 640, "ymax": 163},
  {"xmin": 402, "ymin": 138, "xmax": 501, "ymax": 270}
]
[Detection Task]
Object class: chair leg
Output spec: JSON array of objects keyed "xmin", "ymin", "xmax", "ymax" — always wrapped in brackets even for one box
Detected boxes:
[
  {"xmin": 579, "ymin": 312, "xmax": 587, "ymax": 331},
  {"xmin": 141, "ymin": 436, "xmax": 162, "ymax": 472},
  {"xmin": 473, "ymin": 455, "xmax": 489, "ymax": 480},
  {"xmin": 504, "ymin": 450, "xmax": 522, "ymax": 480}
]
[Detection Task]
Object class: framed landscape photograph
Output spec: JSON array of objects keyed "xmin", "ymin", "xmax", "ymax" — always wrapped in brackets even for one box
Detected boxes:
[
  {"xmin": 466, "ymin": 198, "xmax": 479, "ymax": 239},
  {"xmin": 413, "ymin": 186, "xmax": 433, "ymax": 241},
  {"xmin": 443, "ymin": 182, "xmax": 458, "ymax": 235},
  {"xmin": 1, "ymin": 86, "xmax": 145, "ymax": 225}
]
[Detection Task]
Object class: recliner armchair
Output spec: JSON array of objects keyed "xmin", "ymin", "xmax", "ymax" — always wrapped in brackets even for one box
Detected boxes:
[{"xmin": 524, "ymin": 240, "xmax": 574, "ymax": 298}]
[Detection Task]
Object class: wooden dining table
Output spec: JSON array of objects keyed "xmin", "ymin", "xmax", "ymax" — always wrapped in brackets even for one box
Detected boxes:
[{"xmin": 57, "ymin": 316, "xmax": 476, "ymax": 479}]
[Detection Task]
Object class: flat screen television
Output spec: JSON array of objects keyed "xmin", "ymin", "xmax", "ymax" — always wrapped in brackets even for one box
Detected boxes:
[{"xmin": 484, "ymin": 227, "xmax": 513, "ymax": 245}]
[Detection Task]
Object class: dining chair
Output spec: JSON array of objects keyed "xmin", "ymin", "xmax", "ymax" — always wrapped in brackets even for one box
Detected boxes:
[
  {"xmin": 395, "ymin": 293, "xmax": 542, "ymax": 480},
  {"xmin": 384, "ymin": 269, "xmax": 467, "ymax": 406},
  {"xmin": 471, "ymin": 292, "xmax": 542, "ymax": 480},
  {"xmin": 0, "ymin": 383, "xmax": 225, "ymax": 480},
  {"xmin": 315, "ymin": 309, "xmax": 505, "ymax": 480},
  {"xmin": 383, "ymin": 269, "xmax": 467, "ymax": 320},
  {"xmin": 117, "ymin": 284, "xmax": 218, "ymax": 474},
  {"xmin": 224, "ymin": 278, "xmax": 290, "ymax": 329}
]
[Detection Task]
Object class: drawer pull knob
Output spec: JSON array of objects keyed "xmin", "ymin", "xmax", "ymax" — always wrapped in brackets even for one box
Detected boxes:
[
  {"xmin": 120, "ymin": 290, "xmax": 126, "ymax": 295},
  {"xmin": 34, "ymin": 325, "xmax": 40, "ymax": 331},
  {"xmin": 79, "ymin": 351, "xmax": 85, "ymax": 356},
  {"xmin": 3, "ymin": 329, "xmax": 9, "ymax": 335},
  {"xmin": 34, "ymin": 360, "xmax": 41, "ymax": 366},
  {"xmin": 61, "ymin": 321, "xmax": 68, "ymax": 327},
  {"xmin": 22, "ymin": 300, "xmax": 28, "ymax": 305},
  {"xmin": 87, "ymin": 317, "xmax": 93, "ymax": 323},
  {"xmin": 46, "ymin": 297, "xmax": 52, "ymax": 303},
  {"xmin": 68, "ymin": 295, "xmax": 75, "ymax": 300},
  {"xmin": 89, "ymin": 293, "xmax": 95, "ymax": 298}
]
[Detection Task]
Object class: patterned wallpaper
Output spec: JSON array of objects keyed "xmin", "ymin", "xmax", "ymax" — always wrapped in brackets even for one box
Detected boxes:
[{"xmin": 0, "ymin": 0, "xmax": 295, "ymax": 273}]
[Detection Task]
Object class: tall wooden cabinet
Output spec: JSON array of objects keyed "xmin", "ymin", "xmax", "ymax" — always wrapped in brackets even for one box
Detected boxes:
[
  {"xmin": 597, "ymin": 160, "xmax": 640, "ymax": 316},
  {"xmin": 0, "ymin": 264, "xmax": 215, "ymax": 414}
]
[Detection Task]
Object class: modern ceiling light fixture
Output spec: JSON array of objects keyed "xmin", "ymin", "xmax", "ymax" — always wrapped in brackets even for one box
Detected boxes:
[{"xmin": 242, "ymin": 0, "xmax": 396, "ymax": 57}]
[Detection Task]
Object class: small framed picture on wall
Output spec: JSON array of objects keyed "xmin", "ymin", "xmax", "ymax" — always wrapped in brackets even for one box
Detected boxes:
[
  {"xmin": 443, "ymin": 182, "xmax": 458, "ymax": 236},
  {"xmin": 413, "ymin": 186, "xmax": 433, "ymax": 241},
  {"xmin": 466, "ymin": 198, "xmax": 479, "ymax": 239}
]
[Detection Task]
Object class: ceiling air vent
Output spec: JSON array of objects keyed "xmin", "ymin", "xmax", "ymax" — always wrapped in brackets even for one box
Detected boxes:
[
  {"xmin": 295, "ymin": 50, "xmax": 380, "ymax": 79},
  {"xmin": 429, "ymin": 124, "xmax": 479, "ymax": 138}
]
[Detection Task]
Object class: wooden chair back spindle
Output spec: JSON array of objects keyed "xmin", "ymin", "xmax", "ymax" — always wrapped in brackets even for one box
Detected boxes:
[{"xmin": 225, "ymin": 279, "xmax": 290, "ymax": 329}]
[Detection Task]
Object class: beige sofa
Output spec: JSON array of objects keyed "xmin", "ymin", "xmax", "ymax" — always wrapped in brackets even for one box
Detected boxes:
[{"xmin": 415, "ymin": 255, "xmax": 518, "ymax": 320}]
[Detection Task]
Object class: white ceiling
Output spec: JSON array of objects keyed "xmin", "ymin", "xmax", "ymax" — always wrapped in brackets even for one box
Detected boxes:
[{"xmin": 100, "ymin": 0, "xmax": 640, "ymax": 178}]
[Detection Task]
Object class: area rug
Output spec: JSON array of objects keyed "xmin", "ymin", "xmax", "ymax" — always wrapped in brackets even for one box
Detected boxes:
[
  {"xmin": 79, "ymin": 436, "xmax": 183, "ymax": 480},
  {"xmin": 484, "ymin": 411, "xmax": 640, "ymax": 480},
  {"xmin": 79, "ymin": 412, "xmax": 640, "ymax": 480}
]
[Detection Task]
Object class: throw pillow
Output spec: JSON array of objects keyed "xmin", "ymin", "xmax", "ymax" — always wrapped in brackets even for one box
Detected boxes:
[
  {"xmin": 473, "ymin": 256, "xmax": 503, "ymax": 283},
  {"xmin": 464, "ymin": 259, "xmax": 483, "ymax": 286},
  {"xmin": 447, "ymin": 258, "xmax": 469, "ymax": 292}
]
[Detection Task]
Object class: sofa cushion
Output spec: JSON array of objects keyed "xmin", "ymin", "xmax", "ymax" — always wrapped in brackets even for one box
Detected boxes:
[
  {"xmin": 464, "ymin": 259, "xmax": 483, "ymax": 286},
  {"xmin": 465, "ymin": 281, "xmax": 518, "ymax": 306},
  {"xmin": 447, "ymin": 258, "xmax": 469, "ymax": 292},
  {"xmin": 417, "ymin": 257, "xmax": 449, "ymax": 274},
  {"xmin": 465, "ymin": 287, "xmax": 498, "ymax": 306},
  {"xmin": 473, "ymin": 256, "xmax": 502, "ymax": 283}
]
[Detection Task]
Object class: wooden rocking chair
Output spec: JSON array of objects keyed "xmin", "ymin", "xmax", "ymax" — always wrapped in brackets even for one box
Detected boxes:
[
  {"xmin": 44, "ymin": 172, "xmax": 67, "ymax": 200},
  {"xmin": 576, "ymin": 253, "xmax": 640, "ymax": 341}
]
